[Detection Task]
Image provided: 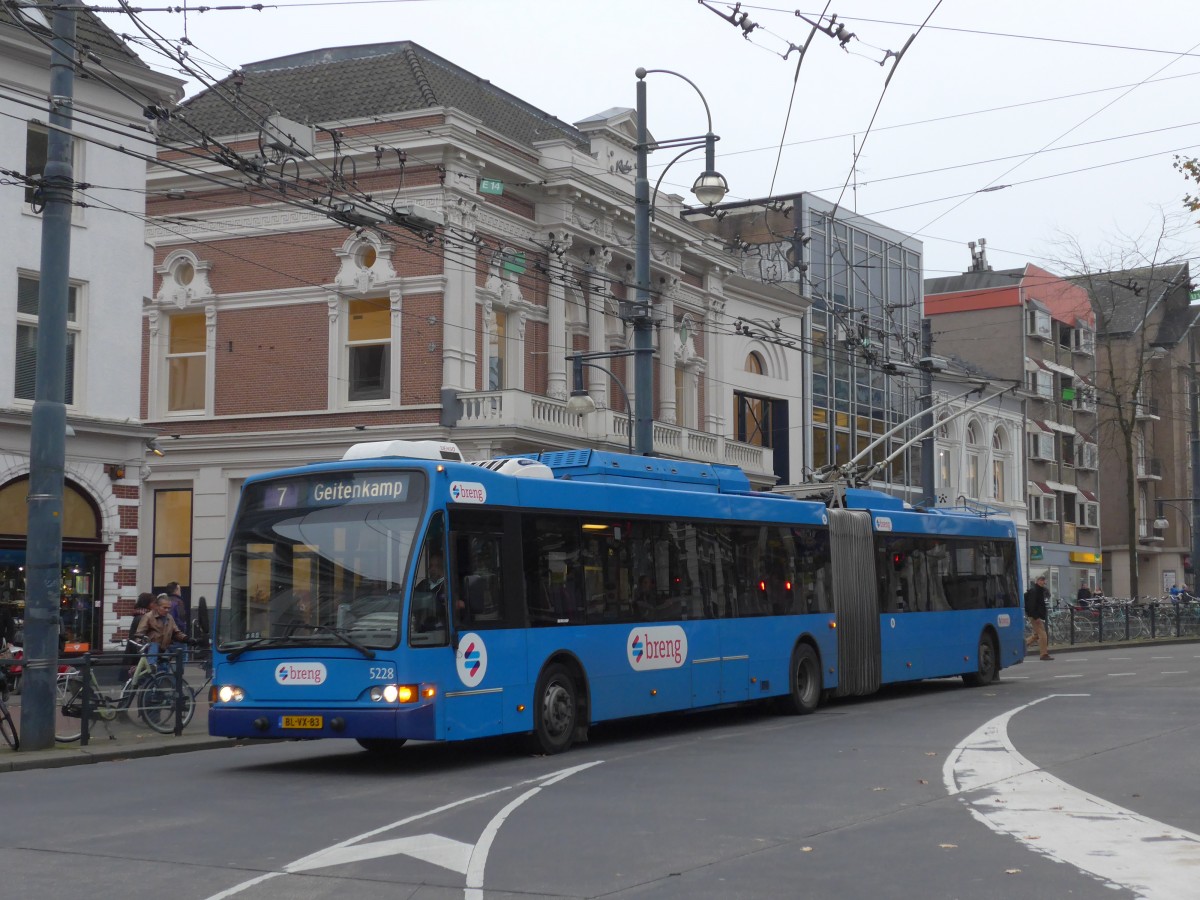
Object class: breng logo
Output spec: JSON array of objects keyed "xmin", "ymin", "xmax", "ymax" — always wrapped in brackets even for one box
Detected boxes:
[
  {"xmin": 275, "ymin": 662, "xmax": 327, "ymax": 685},
  {"xmin": 449, "ymin": 481, "xmax": 487, "ymax": 504},
  {"xmin": 456, "ymin": 632, "xmax": 488, "ymax": 687},
  {"xmin": 626, "ymin": 625, "xmax": 688, "ymax": 671}
]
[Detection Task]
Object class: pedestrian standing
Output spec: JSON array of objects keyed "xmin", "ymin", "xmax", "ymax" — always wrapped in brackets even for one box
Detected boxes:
[{"xmin": 1025, "ymin": 575, "xmax": 1053, "ymax": 660}]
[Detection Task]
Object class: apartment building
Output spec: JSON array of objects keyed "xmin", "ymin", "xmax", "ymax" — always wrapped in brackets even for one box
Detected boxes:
[
  {"xmin": 925, "ymin": 243, "xmax": 1100, "ymax": 600},
  {"xmin": 1079, "ymin": 263, "xmax": 1198, "ymax": 597}
]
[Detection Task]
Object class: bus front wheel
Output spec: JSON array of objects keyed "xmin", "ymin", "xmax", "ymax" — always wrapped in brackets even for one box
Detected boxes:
[
  {"xmin": 962, "ymin": 634, "xmax": 998, "ymax": 687},
  {"xmin": 531, "ymin": 663, "xmax": 577, "ymax": 755},
  {"xmin": 782, "ymin": 644, "xmax": 821, "ymax": 715}
]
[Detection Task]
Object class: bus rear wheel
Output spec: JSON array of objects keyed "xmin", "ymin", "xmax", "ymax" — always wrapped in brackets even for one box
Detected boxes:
[
  {"xmin": 357, "ymin": 738, "xmax": 407, "ymax": 753},
  {"xmin": 531, "ymin": 663, "xmax": 577, "ymax": 755},
  {"xmin": 963, "ymin": 634, "xmax": 997, "ymax": 686},
  {"xmin": 782, "ymin": 644, "xmax": 821, "ymax": 715}
]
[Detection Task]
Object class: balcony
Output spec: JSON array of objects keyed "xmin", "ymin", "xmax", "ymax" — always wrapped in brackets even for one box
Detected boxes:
[
  {"xmin": 1137, "ymin": 517, "xmax": 1165, "ymax": 544},
  {"xmin": 1135, "ymin": 399, "xmax": 1160, "ymax": 421},
  {"xmin": 1136, "ymin": 457, "xmax": 1163, "ymax": 481},
  {"xmin": 452, "ymin": 389, "xmax": 775, "ymax": 482}
]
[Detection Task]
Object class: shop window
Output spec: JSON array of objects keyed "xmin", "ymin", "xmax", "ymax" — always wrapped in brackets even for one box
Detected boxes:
[{"xmin": 153, "ymin": 488, "xmax": 192, "ymax": 595}]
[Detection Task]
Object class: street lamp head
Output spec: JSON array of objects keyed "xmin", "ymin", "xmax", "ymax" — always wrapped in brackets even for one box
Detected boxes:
[
  {"xmin": 692, "ymin": 170, "xmax": 728, "ymax": 207},
  {"xmin": 566, "ymin": 390, "xmax": 598, "ymax": 416},
  {"xmin": 1154, "ymin": 516, "xmax": 1171, "ymax": 530}
]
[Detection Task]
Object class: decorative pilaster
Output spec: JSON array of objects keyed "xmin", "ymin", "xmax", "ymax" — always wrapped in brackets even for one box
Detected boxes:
[{"xmin": 545, "ymin": 231, "xmax": 573, "ymax": 400}]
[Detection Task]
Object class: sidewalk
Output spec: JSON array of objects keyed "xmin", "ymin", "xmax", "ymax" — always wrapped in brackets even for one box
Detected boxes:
[{"xmin": 2, "ymin": 664, "xmax": 241, "ymax": 773}]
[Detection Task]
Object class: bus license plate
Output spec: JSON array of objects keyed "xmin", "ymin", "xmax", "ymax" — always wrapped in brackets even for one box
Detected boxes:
[{"xmin": 280, "ymin": 715, "xmax": 323, "ymax": 730}]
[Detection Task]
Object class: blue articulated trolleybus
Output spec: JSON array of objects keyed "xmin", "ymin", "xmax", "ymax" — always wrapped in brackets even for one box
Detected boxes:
[{"xmin": 209, "ymin": 440, "xmax": 1024, "ymax": 754}]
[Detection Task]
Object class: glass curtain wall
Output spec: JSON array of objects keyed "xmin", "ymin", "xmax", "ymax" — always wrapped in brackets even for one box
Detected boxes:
[{"xmin": 805, "ymin": 204, "xmax": 923, "ymax": 492}]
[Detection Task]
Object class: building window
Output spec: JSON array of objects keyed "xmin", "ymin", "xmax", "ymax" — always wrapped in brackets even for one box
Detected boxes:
[
  {"xmin": 166, "ymin": 312, "xmax": 206, "ymax": 412},
  {"xmin": 735, "ymin": 391, "xmax": 773, "ymax": 447},
  {"xmin": 346, "ymin": 298, "xmax": 390, "ymax": 401},
  {"xmin": 991, "ymin": 427, "xmax": 1009, "ymax": 502},
  {"xmin": 745, "ymin": 352, "xmax": 764, "ymax": 375},
  {"xmin": 25, "ymin": 123, "xmax": 47, "ymax": 206},
  {"xmin": 15, "ymin": 274, "xmax": 79, "ymax": 405},
  {"xmin": 488, "ymin": 312, "xmax": 506, "ymax": 391},
  {"xmin": 1027, "ymin": 308, "xmax": 1051, "ymax": 340},
  {"xmin": 153, "ymin": 488, "xmax": 192, "ymax": 605}
]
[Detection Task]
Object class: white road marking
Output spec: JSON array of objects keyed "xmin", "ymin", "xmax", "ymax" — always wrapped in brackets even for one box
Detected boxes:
[
  {"xmin": 1161, "ymin": 670, "xmax": 1187, "ymax": 675},
  {"xmin": 944, "ymin": 695, "xmax": 1200, "ymax": 899},
  {"xmin": 204, "ymin": 761, "xmax": 603, "ymax": 900},
  {"xmin": 1052, "ymin": 674, "xmax": 1084, "ymax": 679},
  {"xmin": 1107, "ymin": 672, "xmax": 1136, "ymax": 676},
  {"xmin": 1004, "ymin": 675, "xmax": 1029, "ymax": 680}
]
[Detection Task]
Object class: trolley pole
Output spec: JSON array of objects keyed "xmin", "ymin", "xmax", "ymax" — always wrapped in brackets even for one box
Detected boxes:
[{"xmin": 22, "ymin": 1, "xmax": 79, "ymax": 750}]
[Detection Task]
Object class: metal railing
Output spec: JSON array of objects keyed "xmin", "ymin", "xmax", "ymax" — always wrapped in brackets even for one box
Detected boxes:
[{"xmin": 1036, "ymin": 599, "xmax": 1200, "ymax": 647}]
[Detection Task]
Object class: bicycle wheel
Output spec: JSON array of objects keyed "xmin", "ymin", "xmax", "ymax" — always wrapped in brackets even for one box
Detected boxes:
[
  {"xmin": 0, "ymin": 704, "xmax": 17, "ymax": 750},
  {"xmin": 139, "ymin": 673, "xmax": 195, "ymax": 734},
  {"xmin": 54, "ymin": 674, "xmax": 85, "ymax": 743}
]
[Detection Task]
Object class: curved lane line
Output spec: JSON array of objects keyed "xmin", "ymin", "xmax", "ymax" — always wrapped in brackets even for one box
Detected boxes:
[{"xmin": 943, "ymin": 694, "xmax": 1200, "ymax": 899}]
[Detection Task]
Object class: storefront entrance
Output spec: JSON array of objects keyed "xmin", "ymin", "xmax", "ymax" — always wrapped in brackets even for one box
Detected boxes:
[{"xmin": 0, "ymin": 477, "xmax": 107, "ymax": 651}]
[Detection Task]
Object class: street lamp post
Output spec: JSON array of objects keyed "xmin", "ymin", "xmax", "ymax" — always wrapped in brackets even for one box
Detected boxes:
[
  {"xmin": 632, "ymin": 67, "xmax": 727, "ymax": 456},
  {"xmin": 1154, "ymin": 497, "xmax": 1200, "ymax": 590},
  {"xmin": 566, "ymin": 351, "xmax": 635, "ymax": 453}
]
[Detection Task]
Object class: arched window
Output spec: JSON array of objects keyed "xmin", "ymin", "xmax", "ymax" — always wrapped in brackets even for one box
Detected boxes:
[
  {"xmin": 745, "ymin": 352, "xmax": 765, "ymax": 375},
  {"xmin": 965, "ymin": 421, "xmax": 982, "ymax": 498},
  {"xmin": 0, "ymin": 477, "xmax": 99, "ymax": 539},
  {"xmin": 992, "ymin": 426, "xmax": 1010, "ymax": 502}
]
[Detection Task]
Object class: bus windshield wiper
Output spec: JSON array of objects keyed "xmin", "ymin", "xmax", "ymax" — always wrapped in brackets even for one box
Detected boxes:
[
  {"xmin": 226, "ymin": 637, "xmax": 276, "ymax": 662},
  {"xmin": 291, "ymin": 623, "xmax": 377, "ymax": 659}
]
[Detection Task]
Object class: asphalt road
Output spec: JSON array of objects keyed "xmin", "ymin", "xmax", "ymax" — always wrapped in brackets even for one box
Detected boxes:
[{"xmin": 5, "ymin": 643, "xmax": 1198, "ymax": 900}]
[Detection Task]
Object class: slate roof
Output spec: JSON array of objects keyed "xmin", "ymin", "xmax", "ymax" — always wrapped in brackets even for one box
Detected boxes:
[
  {"xmin": 169, "ymin": 41, "xmax": 588, "ymax": 152},
  {"xmin": 0, "ymin": 0, "xmax": 147, "ymax": 68},
  {"xmin": 924, "ymin": 267, "xmax": 1024, "ymax": 296},
  {"xmin": 1074, "ymin": 263, "xmax": 1192, "ymax": 339}
]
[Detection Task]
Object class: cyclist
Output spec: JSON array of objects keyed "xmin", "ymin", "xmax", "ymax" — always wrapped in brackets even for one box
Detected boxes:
[{"xmin": 135, "ymin": 593, "xmax": 195, "ymax": 670}]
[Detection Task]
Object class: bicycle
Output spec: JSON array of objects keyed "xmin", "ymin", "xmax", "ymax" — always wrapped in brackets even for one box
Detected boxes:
[
  {"xmin": 55, "ymin": 643, "xmax": 195, "ymax": 742},
  {"xmin": 1, "ymin": 662, "xmax": 18, "ymax": 750}
]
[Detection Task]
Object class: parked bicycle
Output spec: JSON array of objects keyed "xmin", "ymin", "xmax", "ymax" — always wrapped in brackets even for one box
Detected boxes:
[
  {"xmin": 0, "ymin": 661, "xmax": 18, "ymax": 750},
  {"xmin": 55, "ymin": 643, "xmax": 195, "ymax": 742}
]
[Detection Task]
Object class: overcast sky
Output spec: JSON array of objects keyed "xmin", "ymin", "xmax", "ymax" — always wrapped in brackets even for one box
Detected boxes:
[{"xmin": 98, "ymin": 0, "xmax": 1200, "ymax": 279}]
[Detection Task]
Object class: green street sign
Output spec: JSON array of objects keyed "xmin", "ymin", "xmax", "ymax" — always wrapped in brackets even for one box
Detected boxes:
[
  {"xmin": 502, "ymin": 250, "xmax": 526, "ymax": 275},
  {"xmin": 1030, "ymin": 546, "xmax": 1043, "ymax": 561},
  {"xmin": 480, "ymin": 178, "xmax": 504, "ymax": 196}
]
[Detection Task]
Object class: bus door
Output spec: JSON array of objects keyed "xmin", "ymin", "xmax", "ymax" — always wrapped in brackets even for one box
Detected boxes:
[{"xmin": 441, "ymin": 511, "xmax": 527, "ymax": 740}]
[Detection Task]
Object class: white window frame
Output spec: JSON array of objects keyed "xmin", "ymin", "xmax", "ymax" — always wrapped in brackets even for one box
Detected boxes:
[
  {"xmin": 23, "ymin": 121, "xmax": 85, "ymax": 225},
  {"xmin": 14, "ymin": 272, "xmax": 83, "ymax": 409},
  {"xmin": 1027, "ymin": 308, "xmax": 1052, "ymax": 340},
  {"xmin": 164, "ymin": 310, "xmax": 208, "ymax": 414},
  {"xmin": 1028, "ymin": 431, "xmax": 1054, "ymax": 461},
  {"xmin": 328, "ymin": 289, "xmax": 401, "ymax": 411},
  {"xmin": 1077, "ymin": 500, "xmax": 1099, "ymax": 528},
  {"xmin": 1029, "ymin": 494, "xmax": 1057, "ymax": 522}
]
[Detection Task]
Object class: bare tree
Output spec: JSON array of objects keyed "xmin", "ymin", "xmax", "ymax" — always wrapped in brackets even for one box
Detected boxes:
[{"xmin": 1050, "ymin": 215, "xmax": 1191, "ymax": 598}]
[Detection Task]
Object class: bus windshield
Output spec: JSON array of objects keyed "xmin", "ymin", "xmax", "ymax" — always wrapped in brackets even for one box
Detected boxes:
[{"xmin": 216, "ymin": 469, "xmax": 429, "ymax": 651}]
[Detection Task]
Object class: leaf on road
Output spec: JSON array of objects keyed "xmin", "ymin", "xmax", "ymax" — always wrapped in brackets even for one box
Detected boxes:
[
  {"xmin": 802, "ymin": 847, "xmax": 813, "ymax": 853},
  {"xmin": 939, "ymin": 843, "xmax": 958, "ymax": 849},
  {"xmin": 1006, "ymin": 869, "xmax": 1022, "ymax": 874}
]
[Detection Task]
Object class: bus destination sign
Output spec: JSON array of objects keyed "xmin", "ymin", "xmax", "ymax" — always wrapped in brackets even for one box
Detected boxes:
[{"xmin": 252, "ymin": 474, "xmax": 411, "ymax": 510}]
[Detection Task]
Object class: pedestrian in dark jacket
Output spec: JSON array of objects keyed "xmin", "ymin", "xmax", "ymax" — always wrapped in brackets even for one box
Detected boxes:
[{"xmin": 1024, "ymin": 575, "xmax": 1052, "ymax": 660}]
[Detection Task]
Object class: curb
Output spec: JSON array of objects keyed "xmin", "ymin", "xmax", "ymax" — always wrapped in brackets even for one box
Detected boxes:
[{"xmin": 1, "ymin": 736, "xmax": 245, "ymax": 773}]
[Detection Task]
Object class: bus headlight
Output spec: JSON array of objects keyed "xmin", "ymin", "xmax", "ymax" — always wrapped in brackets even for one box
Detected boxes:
[
  {"xmin": 215, "ymin": 685, "xmax": 245, "ymax": 703},
  {"xmin": 369, "ymin": 684, "xmax": 422, "ymax": 703}
]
